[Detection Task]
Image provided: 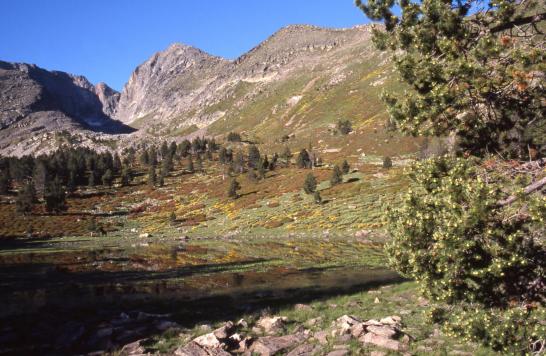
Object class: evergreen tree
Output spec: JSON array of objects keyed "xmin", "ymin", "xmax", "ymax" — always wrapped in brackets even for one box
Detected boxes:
[
  {"xmin": 281, "ymin": 147, "xmax": 292, "ymax": 166},
  {"xmin": 228, "ymin": 179, "xmax": 241, "ymax": 199},
  {"xmin": 0, "ymin": 170, "xmax": 9, "ymax": 194},
  {"xmin": 341, "ymin": 160, "xmax": 350, "ymax": 174},
  {"xmin": 33, "ymin": 159, "xmax": 49, "ymax": 199},
  {"xmin": 227, "ymin": 132, "xmax": 242, "ymax": 142},
  {"xmin": 120, "ymin": 165, "xmax": 133, "ymax": 187},
  {"xmin": 149, "ymin": 147, "xmax": 158, "ymax": 167},
  {"xmin": 303, "ymin": 173, "xmax": 317, "ymax": 194},
  {"xmin": 169, "ymin": 141, "xmax": 178, "ymax": 158},
  {"xmin": 44, "ymin": 177, "xmax": 67, "ymax": 214},
  {"xmin": 186, "ymin": 157, "xmax": 194, "ymax": 173},
  {"xmin": 158, "ymin": 173, "xmax": 165, "ymax": 187},
  {"xmin": 247, "ymin": 145, "xmax": 261, "ymax": 168},
  {"xmin": 313, "ymin": 191, "xmax": 322, "ymax": 204},
  {"xmin": 296, "ymin": 149, "xmax": 311, "ymax": 169},
  {"xmin": 16, "ymin": 181, "xmax": 36, "ymax": 215},
  {"xmin": 195, "ymin": 155, "xmax": 203, "ymax": 172},
  {"xmin": 147, "ymin": 166, "xmax": 157, "ymax": 187},
  {"xmin": 257, "ymin": 160, "xmax": 266, "ymax": 180},
  {"xmin": 178, "ymin": 140, "xmax": 191, "ymax": 157},
  {"xmin": 247, "ymin": 169, "xmax": 258, "ymax": 182},
  {"xmin": 160, "ymin": 141, "xmax": 169, "ymax": 160},
  {"xmin": 355, "ymin": 0, "xmax": 545, "ymax": 157},
  {"xmin": 219, "ymin": 147, "xmax": 228, "ymax": 164},
  {"xmin": 169, "ymin": 211, "xmax": 177, "ymax": 224},
  {"xmin": 337, "ymin": 120, "xmax": 352, "ymax": 135},
  {"xmin": 140, "ymin": 150, "xmax": 150, "ymax": 166},
  {"xmin": 102, "ymin": 169, "xmax": 114, "ymax": 187},
  {"xmin": 330, "ymin": 165, "xmax": 343, "ymax": 186},
  {"xmin": 113, "ymin": 154, "xmax": 122, "ymax": 175},
  {"xmin": 234, "ymin": 151, "xmax": 245, "ymax": 173},
  {"xmin": 383, "ymin": 156, "xmax": 392, "ymax": 169}
]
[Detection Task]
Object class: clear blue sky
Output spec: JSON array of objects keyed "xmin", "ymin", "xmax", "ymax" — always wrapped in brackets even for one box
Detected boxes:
[{"xmin": 0, "ymin": 0, "xmax": 371, "ymax": 91}]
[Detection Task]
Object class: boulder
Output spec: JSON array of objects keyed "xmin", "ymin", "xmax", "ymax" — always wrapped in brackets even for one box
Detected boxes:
[
  {"xmin": 366, "ymin": 325, "xmax": 398, "ymax": 338},
  {"xmin": 174, "ymin": 341, "xmax": 230, "ymax": 356},
  {"xmin": 213, "ymin": 321, "xmax": 235, "ymax": 340},
  {"xmin": 193, "ymin": 332, "xmax": 221, "ymax": 348},
  {"xmin": 139, "ymin": 233, "xmax": 151, "ymax": 238},
  {"xmin": 332, "ymin": 315, "xmax": 361, "ymax": 336},
  {"xmin": 250, "ymin": 333, "xmax": 307, "ymax": 356},
  {"xmin": 286, "ymin": 343, "xmax": 320, "ymax": 356},
  {"xmin": 256, "ymin": 316, "xmax": 287, "ymax": 334},
  {"xmin": 313, "ymin": 330, "xmax": 329, "ymax": 345},
  {"xmin": 359, "ymin": 332, "xmax": 406, "ymax": 351},
  {"xmin": 119, "ymin": 339, "xmax": 147, "ymax": 355},
  {"xmin": 327, "ymin": 350, "xmax": 349, "ymax": 356}
]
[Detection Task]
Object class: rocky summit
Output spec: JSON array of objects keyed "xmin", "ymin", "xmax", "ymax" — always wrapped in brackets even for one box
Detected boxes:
[{"xmin": 0, "ymin": 24, "xmax": 395, "ymax": 156}]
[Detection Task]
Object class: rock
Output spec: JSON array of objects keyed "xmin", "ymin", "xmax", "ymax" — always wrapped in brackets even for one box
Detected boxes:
[
  {"xmin": 355, "ymin": 229, "xmax": 372, "ymax": 238},
  {"xmin": 370, "ymin": 351, "xmax": 386, "ymax": 356},
  {"xmin": 350, "ymin": 323, "xmax": 365, "ymax": 338},
  {"xmin": 294, "ymin": 303, "xmax": 313, "ymax": 311},
  {"xmin": 213, "ymin": 321, "xmax": 234, "ymax": 339},
  {"xmin": 313, "ymin": 330, "xmax": 329, "ymax": 345},
  {"xmin": 139, "ymin": 233, "xmax": 151, "ymax": 238},
  {"xmin": 193, "ymin": 332, "xmax": 221, "ymax": 348},
  {"xmin": 120, "ymin": 339, "xmax": 147, "ymax": 355},
  {"xmin": 286, "ymin": 343, "xmax": 319, "ymax": 356},
  {"xmin": 332, "ymin": 315, "xmax": 361, "ymax": 335},
  {"xmin": 250, "ymin": 333, "xmax": 307, "ymax": 356},
  {"xmin": 336, "ymin": 334, "xmax": 351, "ymax": 343},
  {"xmin": 327, "ymin": 350, "xmax": 348, "ymax": 356},
  {"xmin": 374, "ymin": 297, "xmax": 380, "ymax": 304},
  {"xmin": 360, "ymin": 332, "xmax": 406, "ymax": 351},
  {"xmin": 366, "ymin": 325, "xmax": 398, "ymax": 338},
  {"xmin": 379, "ymin": 316, "xmax": 401, "ymax": 325},
  {"xmin": 305, "ymin": 317, "xmax": 322, "ymax": 327},
  {"xmin": 256, "ymin": 316, "xmax": 287, "ymax": 334},
  {"xmin": 236, "ymin": 319, "xmax": 248, "ymax": 328},
  {"xmin": 174, "ymin": 341, "xmax": 230, "ymax": 356}
]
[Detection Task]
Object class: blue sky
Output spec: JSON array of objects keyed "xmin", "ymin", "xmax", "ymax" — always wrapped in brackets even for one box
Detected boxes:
[{"xmin": 0, "ymin": 1, "xmax": 371, "ymax": 90}]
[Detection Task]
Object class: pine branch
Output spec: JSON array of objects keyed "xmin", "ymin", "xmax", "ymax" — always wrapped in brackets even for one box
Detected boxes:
[
  {"xmin": 490, "ymin": 12, "xmax": 546, "ymax": 33},
  {"xmin": 497, "ymin": 176, "xmax": 546, "ymax": 207}
]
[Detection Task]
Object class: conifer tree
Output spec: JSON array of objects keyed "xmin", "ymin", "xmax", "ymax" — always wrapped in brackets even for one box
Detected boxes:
[
  {"xmin": 303, "ymin": 173, "xmax": 317, "ymax": 194},
  {"xmin": 186, "ymin": 157, "xmax": 194, "ymax": 173},
  {"xmin": 44, "ymin": 177, "xmax": 67, "ymax": 214},
  {"xmin": 0, "ymin": 170, "xmax": 9, "ymax": 194},
  {"xmin": 296, "ymin": 149, "xmax": 311, "ymax": 169},
  {"xmin": 313, "ymin": 191, "xmax": 322, "ymax": 204},
  {"xmin": 102, "ymin": 169, "xmax": 114, "ymax": 187},
  {"xmin": 330, "ymin": 165, "xmax": 343, "ymax": 186},
  {"xmin": 147, "ymin": 166, "xmax": 157, "ymax": 187},
  {"xmin": 247, "ymin": 145, "xmax": 261, "ymax": 168},
  {"xmin": 341, "ymin": 160, "xmax": 350, "ymax": 174},
  {"xmin": 140, "ymin": 150, "xmax": 150, "ymax": 166},
  {"xmin": 16, "ymin": 181, "xmax": 36, "ymax": 215},
  {"xmin": 228, "ymin": 179, "xmax": 241, "ymax": 199},
  {"xmin": 383, "ymin": 156, "xmax": 392, "ymax": 169}
]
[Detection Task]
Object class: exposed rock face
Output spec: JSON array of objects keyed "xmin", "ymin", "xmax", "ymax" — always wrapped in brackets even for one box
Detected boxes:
[
  {"xmin": 0, "ymin": 60, "xmax": 131, "ymax": 156},
  {"xmin": 112, "ymin": 25, "xmax": 378, "ymax": 133},
  {"xmin": 0, "ymin": 24, "xmax": 390, "ymax": 156}
]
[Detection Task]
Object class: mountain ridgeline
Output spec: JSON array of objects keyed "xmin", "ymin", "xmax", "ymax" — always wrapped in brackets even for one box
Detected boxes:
[{"xmin": 0, "ymin": 24, "xmax": 413, "ymax": 157}]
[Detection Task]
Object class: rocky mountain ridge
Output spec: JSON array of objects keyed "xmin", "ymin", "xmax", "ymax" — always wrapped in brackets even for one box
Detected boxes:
[{"xmin": 0, "ymin": 24, "xmax": 406, "ymax": 157}]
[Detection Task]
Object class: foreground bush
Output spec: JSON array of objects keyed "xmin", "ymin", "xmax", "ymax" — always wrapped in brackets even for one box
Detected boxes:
[{"xmin": 386, "ymin": 157, "xmax": 545, "ymax": 353}]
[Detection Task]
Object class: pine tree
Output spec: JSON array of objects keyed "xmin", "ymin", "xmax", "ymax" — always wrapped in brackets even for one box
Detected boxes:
[
  {"xmin": 147, "ymin": 166, "xmax": 157, "ymax": 187},
  {"xmin": 383, "ymin": 156, "xmax": 392, "ymax": 169},
  {"xmin": 247, "ymin": 169, "xmax": 258, "ymax": 182},
  {"xmin": 313, "ymin": 191, "xmax": 322, "ymax": 204},
  {"xmin": 330, "ymin": 165, "xmax": 343, "ymax": 186},
  {"xmin": 196, "ymin": 155, "xmax": 203, "ymax": 172},
  {"xmin": 16, "ymin": 181, "xmax": 36, "ymax": 215},
  {"xmin": 219, "ymin": 147, "xmax": 228, "ymax": 164},
  {"xmin": 33, "ymin": 159, "xmax": 49, "ymax": 199},
  {"xmin": 303, "ymin": 173, "xmax": 317, "ymax": 194},
  {"xmin": 247, "ymin": 145, "xmax": 261, "ymax": 168},
  {"xmin": 102, "ymin": 169, "xmax": 114, "ymax": 187},
  {"xmin": 341, "ymin": 160, "xmax": 350, "ymax": 174},
  {"xmin": 0, "ymin": 170, "xmax": 9, "ymax": 194},
  {"xmin": 140, "ymin": 150, "xmax": 150, "ymax": 166},
  {"xmin": 355, "ymin": 0, "xmax": 545, "ymax": 157},
  {"xmin": 281, "ymin": 147, "xmax": 292, "ymax": 166},
  {"xmin": 296, "ymin": 149, "xmax": 311, "ymax": 169},
  {"xmin": 186, "ymin": 157, "xmax": 194, "ymax": 173},
  {"xmin": 121, "ymin": 166, "xmax": 132, "ymax": 187},
  {"xmin": 337, "ymin": 120, "xmax": 352, "ymax": 135},
  {"xmin": 228, "ymin": 179, "xmax": 241, "ymax": 199},
  {"xmin": 44, "ymin": 177, "xmax": 67, "ymax": 214}
]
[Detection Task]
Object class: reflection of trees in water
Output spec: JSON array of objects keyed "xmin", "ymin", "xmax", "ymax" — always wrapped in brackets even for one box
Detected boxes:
[{"xmin": 233, "ymin": 273, "xmax": 245, "ymax": 287}]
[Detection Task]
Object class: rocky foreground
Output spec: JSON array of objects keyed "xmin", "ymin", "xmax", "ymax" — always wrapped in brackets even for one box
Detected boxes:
[{"xmin": 119, "ymin": 312, "xmax": 411, "ymax": 356}]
